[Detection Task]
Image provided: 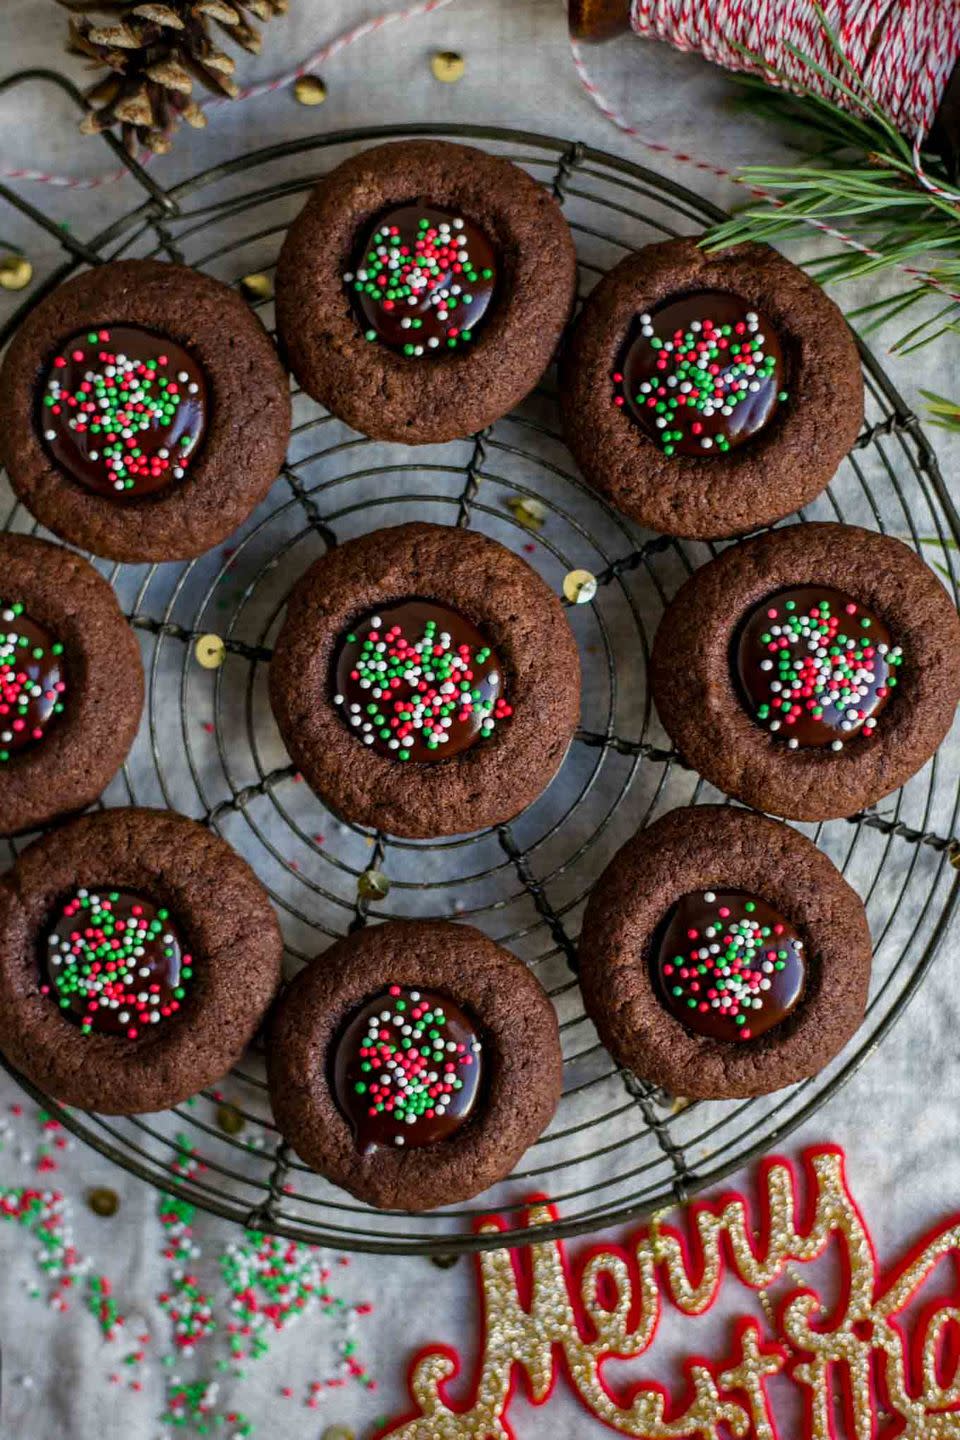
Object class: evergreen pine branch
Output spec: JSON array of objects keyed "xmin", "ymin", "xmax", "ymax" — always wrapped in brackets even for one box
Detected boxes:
[{"xmin": 703, "ymin": 14, "xmax": 960, "ymax": 358}]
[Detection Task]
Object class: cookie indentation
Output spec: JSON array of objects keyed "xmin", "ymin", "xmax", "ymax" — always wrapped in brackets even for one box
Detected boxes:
[
  {"xmin": 344, "ymin": 206, "xmax": 497, "ymax": 357},
  {"xmin": 613, "ymin": 291, "xmax": 786, "ymax": 456},
  {"xmin": 333, "ymin": 600, "xmax": 510, "ymax": 762},
  {"xmin": 653, "ymin": 888, "xmax": 805, "ymax": 1043},
  {"xmin": 332, "ymin": 984, "xmax": 483, "ymax": 1151},
  {"xmin": 42, "ymin": 889, "xmax": 193, "ymax": 1040},
  {"xmin": 0, "ymin": 603, "xmax": 66, "ymax": 762},
  {"xmin": 40, "ymin": 325, "xmax": 207, "ymax": 500}
]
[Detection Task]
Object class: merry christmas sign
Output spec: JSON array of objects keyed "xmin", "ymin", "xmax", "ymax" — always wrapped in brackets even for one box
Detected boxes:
[{"xmin": 378, "ymin": 1145, "xmax": 960, "ymax": 1439}]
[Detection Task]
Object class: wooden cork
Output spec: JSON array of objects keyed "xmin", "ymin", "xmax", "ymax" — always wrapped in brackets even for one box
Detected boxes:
[{"xmin": 568, "ymin": 0, "xmax": 630, "ymax": 41}]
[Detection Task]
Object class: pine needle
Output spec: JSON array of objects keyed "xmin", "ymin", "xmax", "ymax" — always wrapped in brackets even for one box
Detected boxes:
[{"xmin": 920, "ymin": 391, "xmax": 960, "ymax": 434}]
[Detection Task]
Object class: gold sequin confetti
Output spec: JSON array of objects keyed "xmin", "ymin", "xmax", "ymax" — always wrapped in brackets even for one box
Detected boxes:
[
  {"xmin": 0, "ymin": 254, "xmax": 32, "ymax": 291},
  {"xmin": 88, "ymin": 1187, "xmax": 120, "ymax": 1217},
  {"xmin": 293, "ymin": 74, "xmax": 328, "ymax": 105},
  {"xmin": 430, "ymin": 1253, "xmax": 460, "ymax": 1270},
  {"xmin": 239, "ymin": 272, "xmax": 273, "ymax": 302},
  {"xmin": 505, "ymin": 496, "xmax": 546, "ymax": 532},
  {"xmin": 195, "ymin": 633, "xmax": 226, "ymax": 669},
  {"xmin": 216, "ymin": 1102, "xmax": 245, "ymax": 1136},
  {"xmin": 323, "ymin": 1427, "xmax": 355, "ymax": 1440},
  {"xmin": 357, "ymin": 868, "xmax": 390, "ymax": 901},
  {"xmin": 562, "ymin": 568, "xmax": 598, "ymax": 605},
  {"xmin": 431, "ymin": 50, "xmax": 465, "ymax": 83}
]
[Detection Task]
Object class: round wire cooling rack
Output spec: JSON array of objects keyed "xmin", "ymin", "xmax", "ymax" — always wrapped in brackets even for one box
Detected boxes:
[{"xmin": 2, "ymin": 80, "xmax": 960, "ymax": 1256}]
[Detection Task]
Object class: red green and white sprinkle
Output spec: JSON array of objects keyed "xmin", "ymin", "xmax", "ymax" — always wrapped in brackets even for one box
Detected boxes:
[
  {"xmin": 335, "ymin": 614, "xmax": 511, "ymax": 759},
  {"xmin": 0, "ymin": 603, "xmax": 66, "ymax": 763},
  {"xmin": 43, "ymin": 890, "xmax": 193, "ymax": 1038},
  {"xmin": 615, "ymin": 309, "xmax": 785, "ymax": 456},
  {"xmin": 663, "ymin": 893, "xmax": 800, "ymax": 1040},
  {"xmin": 350, "ymin": 986, "xmax": 481, "ymax": 1146},
  {"xmin": 42, "ymin": 330, "xmax": 200, "ymax": 492},
  {"xmin": 0, "ymin": 1101, "xmax": 376, "ymax": 1437},
  {"xmin": 752, "ymin": 597, "xmax": 902, "ymax": 750},
  {"xmin": 343, "ymin": 215, "xmax": 489, "ymax": 356}
]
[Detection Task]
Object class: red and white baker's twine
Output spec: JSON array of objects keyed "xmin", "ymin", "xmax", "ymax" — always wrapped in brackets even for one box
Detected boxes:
[
  {"xmin": 571, "ymin": 0, "xmax": 960, "ymax": 303},
  {"xmin": 0, "ymin": 0, "xmax": 456, "ymax": 190},
  {"xmin": 631, "ymin": 0, "xmax": 957, "ymax": 137},
  {"xmin": 629, "ymin": 0, "xmax": 960, "ymax": 205}
]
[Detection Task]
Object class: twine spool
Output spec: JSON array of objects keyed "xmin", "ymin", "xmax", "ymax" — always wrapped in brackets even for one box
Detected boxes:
[{"xmin": 570, "ymin": 0, "xmax": 960, "ymax": 161}]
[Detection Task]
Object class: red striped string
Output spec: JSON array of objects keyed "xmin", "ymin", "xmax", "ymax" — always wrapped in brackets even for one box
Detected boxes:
[
  {"xmin": 206, "ymin": 0, "xmax": 456, "ymax": 107},
  {"xmin": 629, "ymin": 0, "xmax": 958, "ymax": 136},
  {"xmin": 628, "ymin": 0, "xmax": 960, "ymax": 204}
]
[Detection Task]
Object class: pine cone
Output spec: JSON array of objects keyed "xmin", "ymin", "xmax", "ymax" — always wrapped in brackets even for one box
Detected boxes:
[{"xmin": 59, "ymin": 0, "xmax": 289, "ymax": 155}]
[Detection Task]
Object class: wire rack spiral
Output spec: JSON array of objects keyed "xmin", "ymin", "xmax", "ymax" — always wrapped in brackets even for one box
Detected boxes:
[{"xmin": 1, "ymin": 72, "xmax": 960, "ymax": 1255}]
